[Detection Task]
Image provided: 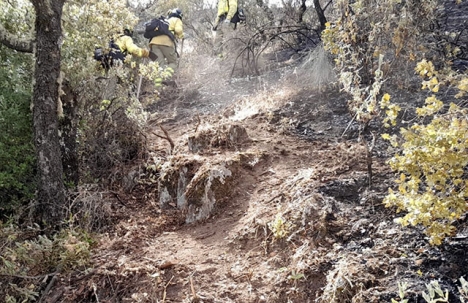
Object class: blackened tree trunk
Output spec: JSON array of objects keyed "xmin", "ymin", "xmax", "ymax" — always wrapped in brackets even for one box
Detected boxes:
[
  {"xmin": 30, "ymin": 0, "xmax": 67, "ymax": 225},
  {"xmin": 298, "ymin": 0, "xmax": 307, "ymax": 23},
  {"xmin": 313, "ymin": 0, "xmax": 328, "ymax": 32},
  {"xmin": 60, "ymin": 79, "xmax": 80, "ymax": 188}
]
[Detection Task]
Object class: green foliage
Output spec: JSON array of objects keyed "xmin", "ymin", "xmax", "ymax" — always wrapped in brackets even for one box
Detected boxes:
[
  {"xmin": 391, "ymin": 280, "xmax": 456, "ymax": 303},
  {"xmin": 60, "ymin": 1, "xmax": 152, "ymax": 185},
  {"xmin": 62, "ymin": 0, "xmax": 139, "ymax": 85},
  {"xmin": 422, "ymin": 281, "xmax": 449, "ymax": 303},
  {"xmin": 0, "ymin": 0, "xmax": 35, "ymax": 38},
  {"xmin": 0, "ymin": 90, "xmax": 35, "ymax": 213},
  {"xmin": 0, "ymin": 223, "xmax": 93, "ymax": 301},
  {"xmin": 391, "ymin": 281, "xmax": 409, "ymax": 303},
  {"xmin": 390, "ymin": 278, "xmax": 468, "ymax": 303},
  {"xmin": 0, "ymin": 229, "xmax": 91, "ymax": 275},
  {"xmin": 139, "ymin": 62, "xmax": 175, "ymax": 87},
  {"xmin": 0, "ymin": 46, "xmax": 35, "ymax": 215},
  {"xmin": 268, "ymin": 212, "xmax": 290, "ymax": 239},
  {"xmin": 5, "ymin": 285, "xmax": 38, "ymax": 303}
]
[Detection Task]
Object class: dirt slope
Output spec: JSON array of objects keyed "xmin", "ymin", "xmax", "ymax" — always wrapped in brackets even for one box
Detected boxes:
[{"xmin": 50, "ymin": 55, "xmax": 468, "ymax": 303}]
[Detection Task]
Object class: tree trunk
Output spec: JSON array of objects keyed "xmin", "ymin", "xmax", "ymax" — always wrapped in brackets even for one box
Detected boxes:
[
  {"xmin": 296, "ymin": 0, "xmax": 307, "ymax": 45},
  {"xmin": 30, "ymin": 0, "xmax": 66, "ymax": 225},
  {"xmin": 298, "ymin": 0, "xmax": 307, "ymax": 23},
  {"xmin": 313, "ymin": 0, "xmax": 328, "ymax": 32},
  {"xmin": 60, "ymin": 79, "xmax": 80, "ymax": 188}
]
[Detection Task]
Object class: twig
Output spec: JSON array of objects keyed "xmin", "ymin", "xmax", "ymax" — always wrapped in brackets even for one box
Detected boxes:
[
  {"xmin": 266, "ymin": 193, "xmax": 283, "ymax": 203},
  {"xmin": 366, "ymin": 132, "xmax": 376, "ymax": 187},
  {"xmin": 194, "ymin": 114, "xmax": 201, "ymax": 133},
  {"xmin": 137, "ymin": 74, "xmax": 143, "ymax": 100},
  {"xmin": 158, "ymin": 125, "xmax": 174, "ymax": 151},
  {"xmin": 93, "ymin": 283, "xmax": 100, "ymax": 303},
  {"xmin": 162, "ymin": 275, "xmax": 174, "ymax": 303},
  {"xmin": 107, "ymin": 274, "xmax": 115, "ymax": 297},
  {"xmin": 194, "ymin": 231, "xmax": 216, "ymax": 240},
  {"xmin": 341, "ymin": 112, "xmax": 358, "ymax": 137},
  {"xmin": 152, "ymin": 125, "xmax": 175, "ymax": 152},
  {"xmin": 38, "ymin": 272, "xmax": 59, "ymax": 303},
  {"xmin": 67, "ymin": 269, "xmax": 96, "ymax": 283},
  {"xmin": 190, "ymin": 275, "xmax": 200, "ymax": 302},
  {"xmin": 0, "ymin": 272, "xmax": 56, "ymax": 280},
  {"xmin": 323, "ymin": 0, "xmax": 333, "ymax": 11},
  {"xmin": 109, "ymin": 190, "xmax": 127, "ymax": 206}
]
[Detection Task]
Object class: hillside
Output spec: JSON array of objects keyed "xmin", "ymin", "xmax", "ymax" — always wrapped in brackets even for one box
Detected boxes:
[
  {"xmin": 2, "ymin": 0, "xmax": 468, "ymax": 301},
  {"xmin": 43, "ymin": 47, "xmax": 468, "ymax": 303}
]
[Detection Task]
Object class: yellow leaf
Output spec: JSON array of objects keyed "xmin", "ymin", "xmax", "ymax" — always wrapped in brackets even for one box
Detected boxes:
[{"xmin": 382, "ymin": 133, "xmax": 391, "ymax": 140}]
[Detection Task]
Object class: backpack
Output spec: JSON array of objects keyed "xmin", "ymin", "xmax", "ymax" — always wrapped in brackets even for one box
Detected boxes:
[
  {"xmin": 93, "ymin": 38, "xmax": 126, "ymax": 70},
  {"xmin": 108, "ymin": 39, "xmax": 121, "ymax": 53},
  {"xmin": 93, "ymin": 47, "xmax": 105, "ymax": 62},
  {"xmin": 93, "ymin": 46, "xmax": 112, "ymax": 70},
  {"xmin": 231, "ymin": 8, "xmax": 246, "ymax": 24},
  {"xmin": 144, "ymin": 16, "xmax": 175, "ymax": 42}
]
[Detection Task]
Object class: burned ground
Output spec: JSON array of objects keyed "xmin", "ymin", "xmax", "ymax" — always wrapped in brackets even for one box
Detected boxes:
[{"xmin": 43, "ymin": 46, "xmax": 468, "ymax": 303}]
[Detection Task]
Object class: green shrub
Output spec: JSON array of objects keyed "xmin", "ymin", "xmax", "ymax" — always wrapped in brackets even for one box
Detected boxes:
[
  {"xmin": 0, "ymin": 223, "xmax": 93, "ymax": 301},
  {"xmin": 0, "ymin": 54, "xmax": 35, "ymax": 216}
]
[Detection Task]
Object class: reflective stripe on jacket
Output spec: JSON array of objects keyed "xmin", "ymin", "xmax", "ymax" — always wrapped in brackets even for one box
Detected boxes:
[{"xmin": 149, "ymin": 17, "xmax": 184, "ymax": 48}]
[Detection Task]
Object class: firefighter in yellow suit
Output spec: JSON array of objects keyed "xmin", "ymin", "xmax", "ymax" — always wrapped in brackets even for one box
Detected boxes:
[
  {"xmin": 148, "ymin": 8, "xmax": 184, "ymax": 73},
  {"xmin": 111, "ymin": 29, "xmax": 150, "ymax": 64},
  {"xmin": 212, "ymin": 0, "xmax": 237, "ymax": 56}
]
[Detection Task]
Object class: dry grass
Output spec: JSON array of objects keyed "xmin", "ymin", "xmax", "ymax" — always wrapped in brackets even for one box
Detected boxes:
[
  {"xmin": 66, "ymin": 185, "xmax": 115, "ymax": 231},
  {"xmin": 294, "ymin": 44, "xmax": 337, "ymax": 90}
]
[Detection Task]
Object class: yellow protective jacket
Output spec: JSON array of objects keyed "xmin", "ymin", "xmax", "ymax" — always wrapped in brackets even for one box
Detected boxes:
[
  {"xmin": 114, "ymin": 35, "xmax": 149, "ymax": 58},
  {"xmin": 215, "ymin": 0, "xmax": 238, "ymax": 24},
  {"xmin": 149, "ymin": 17, "xmax": 184, "ymax": 48}
]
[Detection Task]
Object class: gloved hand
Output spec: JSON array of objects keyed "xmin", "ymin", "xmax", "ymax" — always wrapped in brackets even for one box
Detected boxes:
[
  {"xmin": 224, "ymin": 19, "xmax": 231, "ymax": 24},
  {"xmin": 141, "ymin": 49, "xmax": 150, "ymax": 58}
]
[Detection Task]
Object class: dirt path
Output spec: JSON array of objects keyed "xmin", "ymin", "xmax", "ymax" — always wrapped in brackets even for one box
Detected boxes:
[
  {"xmin": 73, "ymin": 68, "xmax": 378, "ymax": 302},
  {"xmin": 53, "ymin": 58, "xmax": 468, "ymax": 303}
]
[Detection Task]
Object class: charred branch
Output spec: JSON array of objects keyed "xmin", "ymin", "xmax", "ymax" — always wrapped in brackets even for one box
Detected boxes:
[{"xmin": 313, "ymin": 0, "xmax": 328, "ymax": 32}]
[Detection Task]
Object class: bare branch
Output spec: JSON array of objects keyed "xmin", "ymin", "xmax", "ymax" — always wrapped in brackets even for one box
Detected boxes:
[
  {"xmin": 313, "ymin": 0, "xmax": 328, "ymax": 32},
  {"xmin": 194, "ymin": 114, "xmax": 201, "ymax": 133},
  {"xmin": 0, "ymin": 272, "xmax": 57, "ymax": 279},
  {"xmin": 152, "ymin": 125, "xmax": 175, "ymax": 152},
  {"xmin": 298, "ymin": 0, "xmax": 307, "ymax": 23}
]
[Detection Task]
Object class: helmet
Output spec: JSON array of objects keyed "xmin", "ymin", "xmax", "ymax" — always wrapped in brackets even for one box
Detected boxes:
[
  {"xmin": 169, "ymin": 8, "xmax": 183, "ymax": 19},
  {"xmin": 123, "ymin": 28, "xmax": 133, "ymax": 37}
]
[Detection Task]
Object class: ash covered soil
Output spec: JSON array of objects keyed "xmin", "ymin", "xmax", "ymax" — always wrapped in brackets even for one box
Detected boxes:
[{"xmin": 51, "ymin": 52, "xmax": 468, "ymax": 303}]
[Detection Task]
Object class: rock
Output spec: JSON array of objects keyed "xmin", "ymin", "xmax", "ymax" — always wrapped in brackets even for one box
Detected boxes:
[
  {"xmin": 188, "ymin": 123, "xmax": 250, "ymax": 153},
  {"xmin": 158, "ymin": 157, "xmax": 243, "ymax": 223}
]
